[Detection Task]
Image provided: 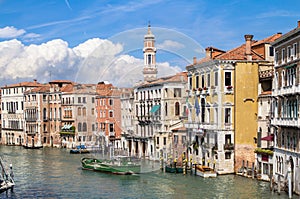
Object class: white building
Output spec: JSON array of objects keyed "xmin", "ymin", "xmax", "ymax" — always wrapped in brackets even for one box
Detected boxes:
[
  {"xmin": 1, "ymin": 80, "xmax": 42, "ymax": 145},
  {"xmin": 271, "ymin": 21, "xmax": 300, "ymax": 195}
]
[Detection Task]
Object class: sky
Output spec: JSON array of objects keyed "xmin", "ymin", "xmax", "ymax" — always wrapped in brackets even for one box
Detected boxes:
[{"xmin": 0, "ymin": 0, "xmax": 300, "ymax": 87}]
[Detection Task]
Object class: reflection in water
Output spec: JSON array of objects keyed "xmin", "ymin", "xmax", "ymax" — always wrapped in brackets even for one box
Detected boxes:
[{"xmin": 0, "ymin": 146, "xmax": 290, "ymax": 199}]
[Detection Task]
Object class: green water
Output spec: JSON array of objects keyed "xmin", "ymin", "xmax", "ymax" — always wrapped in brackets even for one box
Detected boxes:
[{"xmin": 0, "ymin": 146, "xmax": 292, "ymax": 199}]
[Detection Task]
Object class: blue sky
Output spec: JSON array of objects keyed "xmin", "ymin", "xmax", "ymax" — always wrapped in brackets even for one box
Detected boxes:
[{"xmin": 0, "ymin": 0, "xmax": 300, "ymax": 86}]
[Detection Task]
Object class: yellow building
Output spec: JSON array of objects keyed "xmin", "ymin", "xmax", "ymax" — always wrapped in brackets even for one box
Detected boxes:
[{"xmin": 186, "ymin": 33, "xmax": 281, "ymax": 174}]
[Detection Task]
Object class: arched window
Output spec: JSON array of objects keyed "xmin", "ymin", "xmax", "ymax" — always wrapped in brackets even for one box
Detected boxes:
[
  {"xmin": 83, "ymin": 107, "xmax": 86, "ymax": 116},
  {"xmin": 78, "ymin": 107, "xmax": 81, "ymax": 116},
  {"xmin": 83, "ymin": 122, "xmax": 87, "ymax": 132},
  {"xmin": 78, "ymin": 123, "xmax": 82, "ymax": 132},
  {"xmin": 148, "ymin": 54, "xmax": 151, "ymax": 65},
  {"xmin": 175, "ymin": 102, "xmax": 180, "ymax": 116}
]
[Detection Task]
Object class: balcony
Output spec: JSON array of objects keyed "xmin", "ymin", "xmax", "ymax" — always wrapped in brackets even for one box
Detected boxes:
[
  {"xmin": 224, "ymin": 86, "xmax": 234, "ymax": 94},
  {"xmin": 271, "ymin": 117, "xmax": 299, "ymax": 127},
  {"xmin": 25, "ymin": 117, "xmax": 37, "ymax": 122},
  {"xmin": 26, "ymin": 131, "xmax": 37, "ymax": 136},
  {"xmin": 109, "ymin": 132, "xmax": 115, "ymax": 137},
  {"xmin": 60, "ymin": 125, "xmax": 75, "ymax": 135},
  {"xmin": 224, "ymin": 143, "xmax": 234, "ymax": 151}
]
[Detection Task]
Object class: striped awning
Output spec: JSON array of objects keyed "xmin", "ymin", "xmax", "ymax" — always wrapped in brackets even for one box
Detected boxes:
[{"xmin": 150, "ymin": 105, "xmax": 160, "ymax": 113}]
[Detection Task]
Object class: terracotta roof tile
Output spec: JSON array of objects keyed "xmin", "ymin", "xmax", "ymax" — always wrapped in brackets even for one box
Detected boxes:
[{"xmin": 138, "ymin": 72, "xmax": 187, "ymax": 87}]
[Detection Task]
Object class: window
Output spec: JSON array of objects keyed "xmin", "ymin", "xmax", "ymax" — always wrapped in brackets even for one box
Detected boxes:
[
  {"xmin": 196, "ymin": 76, "xmax": 199, "ymax": 88},
  {"xmin": 157, "ymin": 137, "xmax": 159, "ymax": 145},
  {"xmin": 91, "ymin": 108, "xmax": 95, "ymax": 115},
  {"xmin": 109, "ymin": 124, "xmax": 114, "ymax": 132},
  {"xmin": 189, "ymin": 76, "xmax": 192, "ymax": 89},
  {"xmin": 282, "ymin": 48, "xmax": 286, "ymax": 63},
  {"xmin": 165, "ymin": 102, "xmax": 168, "ymax": 116},
  {"xmin": 109, "ymin": 111, "xmax": 113, "ymax": 117},
  {"xmin": 207, "ymin": 74, "xmax": 210, "ymax": 87},
  {"xmin": 109, "ymin": 99, "xmax": 113, "ymax": 106},
  {"xmin": 269, "ymin": 46, "xmax": 274, "ymax": 56},
  {"xmin": 82, "ymin": 107, "xmax": 86, "ymax": 116},
  {"xmin": 163, "ymin": 137, "xmax": 166, "ymax": 145},
  {"xmin": 148, "ymin": 54, "xmax": 151, "ymax": 65},
  {"xmin": 78, "ymin": 123, "xmax": 82, "ymax": 132},
  {"xmin": 174, "ymin": 88, "xmax": 181, "ymax": 97},
  {"xmin": 225, "ymin": 152, "xmax": 231, "ymax": 159},
  {"xmin": 175, "ymin": 102, "xmax": 180, "ymax": 116},
  {"xmin": 201, "ymin": 75, "xmax": 205, "ymax": 88},
  {"xmin": 78, "ymin": 107, "xmax": 81, "ymax": 116},
  {"xmin": 78, "ymin": 97, "xmax": 81, "ymax": 103},
  {"xmin": 214, "ymin": 72, "xmax": 218, "ymax": 86},
  {"xmin": 92, "ymin": 97, "xmax": 95, "ymax": 103},
  {"xmin": 225, "ymin": 108, "xmax": 231, "ymax": 124},
  {"xmin": 83, "ymin": 97, "xmax": 86, "ymax": 103},
  {"xmin": 293, "ymin": 43, "xmax": 298, "ymax": 57},
  {"xmin": 225, "ymin": 72, "xmax": 231, "ymax": 86},
  {"xmin": 83, "ymin": 122, "xmax": 87, "ymax": 131},
  {"xmin": 225, "ymin": 134, "xmax": 231, "ymax": 144},
  {"xmin": 287, "ymin": 46, "xmax": 291, "ymax": 59},
  {"xmin": 174, "ymin": 135, "xmax": 178, "ymax": 144},
  {"xmin": 275, "ymin": 51, "xmax": 278, "ymax": 64}
]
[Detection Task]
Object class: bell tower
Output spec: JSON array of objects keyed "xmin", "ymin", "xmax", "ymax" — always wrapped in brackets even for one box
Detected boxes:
[{"xmin": 143, "ymin": 23, "xmax": 157, "ymax": 81}]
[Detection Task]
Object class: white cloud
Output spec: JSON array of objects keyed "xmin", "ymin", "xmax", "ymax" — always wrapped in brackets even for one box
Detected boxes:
[
  {"xmin": 0, "ymin": 26, "xmax": 26, "ymax": 38},
  {"xmin": 0, "ymin": 37, "xmax": 182, "ymax": 87},
  {"xmin": 157, "ymin": 40, "xmax": 185, "ymax": 50}
]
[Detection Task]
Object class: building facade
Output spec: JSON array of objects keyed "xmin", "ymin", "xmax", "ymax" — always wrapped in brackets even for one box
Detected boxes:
[
  {"xmin": 271, "ymin": 21, "xmax": 300, "ymax": 194},
  {"xmin": 1, "ymin": 80, "xmax": 42, "ymax": 146},
  {"xmin": 186, "ymin": 33, "xmax": 281, "ymax": 174}
]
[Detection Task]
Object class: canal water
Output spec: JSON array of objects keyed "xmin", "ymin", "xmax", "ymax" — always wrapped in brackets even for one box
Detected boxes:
[{"xmin": 0, "ymin": 146, "xmax": 292, "ymax": 199}]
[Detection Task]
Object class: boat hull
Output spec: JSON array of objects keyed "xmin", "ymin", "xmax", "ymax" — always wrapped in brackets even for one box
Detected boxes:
[
  {"xmin": 23, "ymin": 145, "xmax": 43, "ymax": 149},
  {"xmin": 192, "ymin": 166, "xmax": 217, "ymax": 178},
  {"xmin": 81, "ymin": 157, "xmax": 141, "ymax": 175},
  {"xmin": 165, "ymin": 166, "xmax": 183, "ymax": 173}
]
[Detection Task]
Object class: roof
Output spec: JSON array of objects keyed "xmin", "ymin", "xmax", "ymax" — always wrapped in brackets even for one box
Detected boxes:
[
  {"xmin": 24, "ymin": 84, "xmax": 50, "ymax": 94},
  {"xmin": 137, "ymin": 71, "xmax": 187, "ymax": 88},
  {"xmin": 1, "ymin": 81, "xmax": 43, "ymax": 89},
  {"xmin": 272, "ymin": 22, "xmax": 300, "ymax": 45},
  {"xmin": 188, "ymin": 33, "xmax": 282, "ymax": 67}
]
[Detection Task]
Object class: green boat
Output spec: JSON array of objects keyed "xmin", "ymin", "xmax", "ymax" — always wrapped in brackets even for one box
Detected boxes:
[
  {"xmin": 165, "ymin": 165, "xmax": 184, "ymax": 173},
  {"xmin": 81, "ymin": 156, "xmax": 141, "ymax": 175}
]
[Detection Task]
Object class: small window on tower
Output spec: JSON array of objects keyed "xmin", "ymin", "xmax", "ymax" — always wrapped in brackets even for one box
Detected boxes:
[{"xmin": 148, "ymin": 54, "xmax": 151, "ymax": 65}]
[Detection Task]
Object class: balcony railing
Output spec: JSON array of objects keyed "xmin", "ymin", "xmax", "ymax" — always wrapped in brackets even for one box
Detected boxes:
[{"xmin": 224, "ymin": 143, "xmax": 234, "ymax": 150}]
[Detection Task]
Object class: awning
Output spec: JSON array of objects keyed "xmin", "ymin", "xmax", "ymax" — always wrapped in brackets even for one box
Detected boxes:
[
  {"xmin": 150, "ymin": 105, "xmax": 160, "ymax": 113},
  {"xmin": 284, "ymin": 64, "xmax": 296, "ymax": 69},
  {"xmin": 261, "ymin": 134, "xmax": 274, "ymax": 141}
]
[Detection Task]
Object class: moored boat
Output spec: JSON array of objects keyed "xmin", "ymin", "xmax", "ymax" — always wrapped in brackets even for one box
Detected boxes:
[
  {"xmin": 192, "ymin": 165, "xmax": 217, "ymax": 178},
  {"xmin": 0, "ymin": 157, "xmax": 15, "ymax": 193},
  {"xmin": 23, "ymin": 145, "xmax": 43, "ymax": 149},
  {"xmin": 70, "ymin": 145, "xmax": 90, "ymax": 154},
  {"xmin": 81, "ymin": 156, "xmax": 141, "ymax": 175},
  {"xmin": 165, "ymin": 165, "xmax": 184, "ymax": 173}
]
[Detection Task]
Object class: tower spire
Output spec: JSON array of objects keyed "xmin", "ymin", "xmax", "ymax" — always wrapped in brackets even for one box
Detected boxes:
[{"xmin": 143, "ymin": 23, "xmax": 157, "ymax": 81}]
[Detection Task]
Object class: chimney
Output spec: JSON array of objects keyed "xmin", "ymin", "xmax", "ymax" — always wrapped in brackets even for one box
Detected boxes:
[
  {"xmin": 193, "ymin": 57, "xmax": 197, "ymax": 65},
  {"xmin": 298, "ymin": 20, "xmax": 300, "ymax": 28},
  {"xmin": 244, "ymin": 34, "xmax": 253, "ymax": 61},
  {"xmin": 205, "ymin": 47, "xmax": 212, "ymax": 58}
]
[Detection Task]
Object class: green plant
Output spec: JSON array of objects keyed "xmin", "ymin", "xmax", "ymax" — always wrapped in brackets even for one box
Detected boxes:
[{"xmin": 254, "ymin": 148, "xmax": 273, "ymax": 156}]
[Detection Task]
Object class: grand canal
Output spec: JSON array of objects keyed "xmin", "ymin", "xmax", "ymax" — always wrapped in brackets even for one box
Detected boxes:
[{"xmin": 0, "ymin": 146, "xmax": 292, "ymax": 199}]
